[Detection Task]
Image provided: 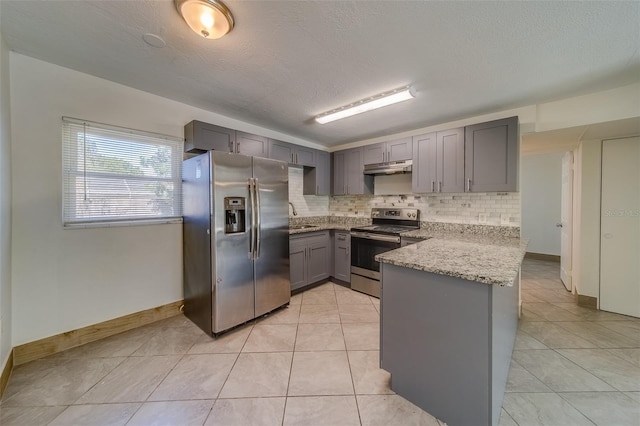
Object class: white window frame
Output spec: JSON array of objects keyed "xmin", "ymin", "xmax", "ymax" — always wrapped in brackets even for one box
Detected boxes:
[{"xmin": 62, "ymin": 117, "xmax": 184, "ymax": 228}]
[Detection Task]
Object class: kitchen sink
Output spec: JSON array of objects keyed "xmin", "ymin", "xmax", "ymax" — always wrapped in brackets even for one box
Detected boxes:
[{"xmin": 290, "ymin": 224, "xmax": 319, "ymax": 230}]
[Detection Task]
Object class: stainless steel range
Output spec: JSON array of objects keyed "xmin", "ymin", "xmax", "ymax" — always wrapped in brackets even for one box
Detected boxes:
[{"xmin": 350, "ymin": 208, "xmax": 420, "ymax": 298}]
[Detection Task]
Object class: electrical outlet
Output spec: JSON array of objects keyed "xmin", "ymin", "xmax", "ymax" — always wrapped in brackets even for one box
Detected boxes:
[{"xmin": 478, "ymin": 213, "xmax": 487, "ymax": 224}]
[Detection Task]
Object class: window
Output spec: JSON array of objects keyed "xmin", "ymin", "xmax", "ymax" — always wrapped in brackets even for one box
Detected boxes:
[{"xmin": 62, "ymin": 117, "xmax": 183, "ymax": 227}]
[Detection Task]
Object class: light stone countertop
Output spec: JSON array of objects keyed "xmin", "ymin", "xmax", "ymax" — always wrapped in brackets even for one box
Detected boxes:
[
  {"xmin": 289, "ymin": 223, "xmax": 352, "ymax": 235},
  {"xmin": 377, "ymin": 232, "xmax": 528, "ymax": 287}
]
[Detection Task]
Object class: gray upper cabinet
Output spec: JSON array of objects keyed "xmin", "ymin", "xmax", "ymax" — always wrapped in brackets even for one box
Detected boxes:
[
  {"xmin": 363, "ymin": 143, "xmax": 385, "ymax": 165},
  {"xmin": 412, "ymin": 129, "xmax": 464, "ymax": 193},
  {"xmin": 235, "ymin": 131, "xmax": 269, "ymax": 157},
  {"xmin": 465, "ymin": 116, "xmax": 519, "ymax": 192},
  {"xmin": 304, "ymin": 150, "xmax": 330, "ymax": 196},
  {"xmin": 269, "ymin": 139, "xmax": 295, "ymax": 163},
  {"xmin": 184, "ymin": 120, "xmax": 235, "ymax": 153},
  {"xmin": 332, "ymin": 151, "xmax": 346, "ymax": 196},
  {"xmin": 438, "ymin": 128, "xmax": 465, "ymax": 193},
  {"xmin": 333, "ymin": 148, "xmax": 374, "ymax": 195},
  {"xmin": 363, "ymin": 138, "xmax": 412, "ymax": 165},
  {"xmin": 269, "ymin": 139, "xmax": 316, "ymax": 167}
]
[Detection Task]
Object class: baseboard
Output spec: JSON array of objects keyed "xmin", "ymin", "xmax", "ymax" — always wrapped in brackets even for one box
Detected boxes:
[
  {"xmin": 0, "ymin": 349, "xmax": 14, "ymax": 399},
  {"xmin": 14, "ymin": 300, "xmax": 184, "ymax": 366},
  {"xmin": 525, "ymin": 252, "xmax": 561, "ymax": 262},
  {"xmin": 575, "ymin": 293, "xmax": 597, "ymax": 310}
]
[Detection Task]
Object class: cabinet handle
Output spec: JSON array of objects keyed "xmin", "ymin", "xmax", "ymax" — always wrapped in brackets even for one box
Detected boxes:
[
  {"xmin": 317, "ymin": 185, "xmax": 319, "ymax": 194},
  {"xmin": 229, "ymin": 141, "xmax": 233, "ymax": 152},
  {"xmin": 236, "ymin": 143, "xmax": 240, "ymax": 153},
  {"xmin": 466, "ymin": 179, "xmax": 471, "ymax": 191},
  {"xmin": 296, "ymin": 153, "xmax": 298, "ymax": 163},
  {"xmin": 431, "ymin": 181, "xmax": 435, "ymax": 192},
  {"xmin": 438, "ymin": 181, "xmax": 442, "ymax": 192}
]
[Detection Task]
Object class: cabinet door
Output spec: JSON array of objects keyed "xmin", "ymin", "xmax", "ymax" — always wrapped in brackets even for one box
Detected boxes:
[
  {"xmin": 270, "ymin": 139, "xmax": 294, "ymax": 163},
  {"xmin": 464, "ymin": 117, "xmax": 518, "ymax": 192},
  {"xmin": 412, "ymin": 133, "xmax": 437, "ymax": 193},
  {"xmin": 334, "ymin": 232, "xmax": 351, "ymax": 282},
  {"xmin": 184, "ymin": 120, "xmax": 235, "ymax": 153},
  {"xmin": 236, "ymin": 131, "xmax": 269, "ymax": 157},
  {"xmin": 438, "ymin": 128, "xmax": 465, "ymax": 193},
  {"xmin": 305, "ymin": 151, "xmax": 330, "ymax": 196},
  {"xmin": 316, "ymin": 151, "xmax": 331, "ymax": 195},
  {"xmin": 345, "ymin": 148, "xmax": 373, "ymax": 195},
  {"xmin": 387, "ymin": 137, "xmax": 413, "ymax": 162},
  {"xmin": 289, "ymin": 239, "xmax": 307, "ymax": 291},
  {"xmin": 333, "ymin": 151, "xmax": 346, "ymax": 195},
  {"xmin": 308, "ymin": 239, "xmax": 330, "ymax": 283},
  {"xmin": 363, "ymin": 143, "xmax": 385, "ymax": 165},
  {"xmin": 295, "ymin": 146, "xmax": 316, "ymax": 167}
]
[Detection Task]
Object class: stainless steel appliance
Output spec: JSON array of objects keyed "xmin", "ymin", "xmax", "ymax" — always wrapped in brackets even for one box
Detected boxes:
[
  {"xmin": 363, "ymin": 159, "xmax": 412, "ymax": 175},
  {"xmin": 182, "ymin": 151, "xmax": 290, "ymax": 335},
  {"xmin": 350, "ymin": 208, "xmax": 420, "ymax": 298}
]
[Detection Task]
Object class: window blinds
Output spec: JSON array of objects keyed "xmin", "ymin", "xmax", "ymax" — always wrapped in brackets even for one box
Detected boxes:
[{"xmin": 62, "ymin": 117, "xmax": 183, "ymax": 226}]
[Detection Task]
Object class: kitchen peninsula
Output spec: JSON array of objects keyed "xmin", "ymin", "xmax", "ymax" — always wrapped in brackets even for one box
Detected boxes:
[{"xmin": 377, "ymin": 228, "xmax": 527, "ymax": 426}]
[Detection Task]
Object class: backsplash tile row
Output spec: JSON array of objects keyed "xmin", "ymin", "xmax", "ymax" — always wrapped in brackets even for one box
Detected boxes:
[{"xmin": 289, "ymin": 167, "xmax": 520, "ymax": 226}]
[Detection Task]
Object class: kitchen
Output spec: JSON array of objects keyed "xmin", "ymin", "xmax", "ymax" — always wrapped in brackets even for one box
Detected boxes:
[{"xmin": 1, "ymin": 1, "xmax": 640, "ymax": 425}]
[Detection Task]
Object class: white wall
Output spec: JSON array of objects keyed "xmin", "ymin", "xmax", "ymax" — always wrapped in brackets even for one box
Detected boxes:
[
  {"xmin": 521, "ymin": 152, "xmax": 563, "ymax": 255},
  {"xmin": 9, "ymin": 54, "xmax": 316, "ymax": 346},
  {"xmin": 0, "ymin": 18, "xmax": 13, "ymax": 368},
  {"xmin": 288, "ymin": 167, "xmax": 330, "ymax": 217}
]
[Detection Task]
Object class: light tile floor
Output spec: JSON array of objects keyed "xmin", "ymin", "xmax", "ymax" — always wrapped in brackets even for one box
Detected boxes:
[
  {"xmin": 2, "ymin": 259, "xmax": 639, "ymax": 425},
  {"xmin": 502, "ymin": 259, "xmax": 640, "ymax": 426}
]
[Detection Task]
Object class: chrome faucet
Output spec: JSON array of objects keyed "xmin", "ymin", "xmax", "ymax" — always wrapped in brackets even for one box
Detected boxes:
[{"xmin": 288, "ymin": 202, "xmax": 298, "ymax": 216}]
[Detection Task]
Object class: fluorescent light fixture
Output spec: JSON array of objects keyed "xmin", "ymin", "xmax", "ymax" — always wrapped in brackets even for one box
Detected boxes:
[{"xmin": 315, "ymin": 86, "xmax": 416, "ymax": 124}]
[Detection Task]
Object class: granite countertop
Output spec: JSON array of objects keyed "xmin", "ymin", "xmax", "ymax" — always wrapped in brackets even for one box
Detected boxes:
[
  {"xmin": 289, "ymin": 223, "xmax": 351, "ymax": 234},
  {"xmin": 288, "ymin": 215, "xmax": 370, "ymax": 235},
  {"xmin": 376, "ymin": 232, "xmax": 528, "ymax": 287}
]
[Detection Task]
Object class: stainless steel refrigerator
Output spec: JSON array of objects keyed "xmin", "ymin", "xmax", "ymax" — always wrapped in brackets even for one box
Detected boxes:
[{"xmin": 182, "ymin": 151, "xmax": 290, "ymax": 335}]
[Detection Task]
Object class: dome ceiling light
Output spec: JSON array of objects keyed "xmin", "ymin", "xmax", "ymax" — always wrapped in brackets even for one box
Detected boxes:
[{"xmin": 175, "ymin": 0, "xmax": 234, "ymax": 40}]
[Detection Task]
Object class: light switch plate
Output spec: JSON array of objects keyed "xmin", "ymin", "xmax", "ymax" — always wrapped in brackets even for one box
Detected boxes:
[
  {"xmin": 500, "ymin": 214, "xmax": 510, "ymax": 225},
  {"xmin": 478, "ymin": 213, "xmax": 487, "ymax": 224}
]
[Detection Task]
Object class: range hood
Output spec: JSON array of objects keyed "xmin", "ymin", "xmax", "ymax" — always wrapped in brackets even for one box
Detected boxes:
[{"xmin": 363, "ymin": 160, "xmax": 412, "ymax": 175}]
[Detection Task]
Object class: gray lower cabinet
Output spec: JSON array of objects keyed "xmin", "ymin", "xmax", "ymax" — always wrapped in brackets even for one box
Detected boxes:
[
  {"xmin": 412, "ymin": 128, "xmax": 464, "ymax": 193},
  {"xmin": 184, "ymin": 120, "xmax": 235, "ymax": 153},
  {"xmin": 289, "ymin": 231, "xmax": 330, "ymax": 291},
  {"xmin": 332, "ymin": 148, "xmax": 373, "ymax": 195},
  {"xmin": 381, "ymin": 263, "xmax": 519, "ymax": 426},
  {"xmin": 465, "ymin": 116, "xmax": 519, "ymax": 192},
  {"xmin": 333, "ymin": 231, "xmax": 351, "ymax": 282}
]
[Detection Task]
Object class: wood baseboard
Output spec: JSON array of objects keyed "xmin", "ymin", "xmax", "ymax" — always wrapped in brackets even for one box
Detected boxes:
[
  {"xmin": 0, "ymin": 349, "xmax": 14, "ymax": 399},
  {"xmin": 524, "ymin": 252, "xmax": 561, "ymax": 262},
  {"xmin": 14, "ymin": 300, "xmax": 184, "ymax": 366},
  {"xmin": 575, "ymin": 293, "xmax": 597, "ymax": 310}
]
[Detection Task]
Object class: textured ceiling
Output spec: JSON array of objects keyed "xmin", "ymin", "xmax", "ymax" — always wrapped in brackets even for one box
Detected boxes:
[{"xmin": 1, "ymin": 1, "xmax": 639, "ymax": 147}]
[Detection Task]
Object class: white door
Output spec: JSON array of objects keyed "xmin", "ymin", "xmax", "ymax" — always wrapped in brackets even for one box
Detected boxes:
[
  {"xmin": 600, "ymin": 137, "xmax": 640, "ymax": 318},
  {"xmin": 559, "ymin": 152, "xmax": 573, "ymax": 291}
]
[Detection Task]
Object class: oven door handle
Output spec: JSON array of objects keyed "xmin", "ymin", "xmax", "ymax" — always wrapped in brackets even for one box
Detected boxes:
[{"xmin": 350, "ymin": 232, "xmax": 401, "ymax": 243}]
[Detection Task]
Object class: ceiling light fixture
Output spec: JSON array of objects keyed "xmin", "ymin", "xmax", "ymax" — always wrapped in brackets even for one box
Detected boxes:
[
  {"xmin": 314, "ymin": 86, "xmax": 416, "ymax": 124},
  {"xmin": 175, "ymin": 0, "xmax": 234, "ymax": 40}
]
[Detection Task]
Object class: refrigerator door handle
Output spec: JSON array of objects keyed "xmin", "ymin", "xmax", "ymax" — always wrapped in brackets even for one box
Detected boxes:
[
  {"xmin": 255, "ymin": 178, "xmax": 261, "ymax": 259},
  {"xmin": 248, "ymin": 178, "xmax": 255, "ymax": 259}
]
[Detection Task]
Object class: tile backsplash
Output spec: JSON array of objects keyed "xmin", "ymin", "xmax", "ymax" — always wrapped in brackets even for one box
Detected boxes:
[
  {"xmin": 289, "ymin": 167, "xmax": 520, "ymax": 226},
  {"xmin": 288, "ymin": 167, "xmax": 330, "ymax": 217}
]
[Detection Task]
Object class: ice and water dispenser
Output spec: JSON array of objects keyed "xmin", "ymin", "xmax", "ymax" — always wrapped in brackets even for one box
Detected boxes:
[{"xmin": 224, "ymin": 197, "xmax": 246, "ymax": 234}]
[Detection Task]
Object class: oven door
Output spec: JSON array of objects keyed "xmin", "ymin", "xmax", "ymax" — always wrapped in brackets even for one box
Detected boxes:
[{"xmin": 350, "ymin": 232, "xmax": 401, "ymax": 279}]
